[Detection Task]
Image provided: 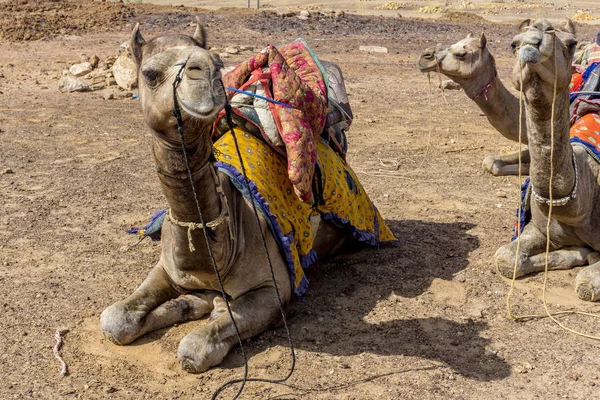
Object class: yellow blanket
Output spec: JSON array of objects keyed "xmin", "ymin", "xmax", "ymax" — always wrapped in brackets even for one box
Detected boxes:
[{"xmin": 214, "ymin": 128, "xmax": 396, "ymax": 296}]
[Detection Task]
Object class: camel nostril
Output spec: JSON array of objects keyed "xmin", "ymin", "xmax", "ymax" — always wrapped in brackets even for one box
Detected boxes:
[
  {"xmin": 185, "ymin": 66, "xmax": 204, "ymax": 80},
  {"xmin": 422, "ymin": 52, "xmax": 434, "ymax": 60}
]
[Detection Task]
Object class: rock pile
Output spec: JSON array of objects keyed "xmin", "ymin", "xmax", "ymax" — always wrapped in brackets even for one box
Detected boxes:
[{"xmin": 59, "ymin": 42, "xmax": 137, "ymax": 97}]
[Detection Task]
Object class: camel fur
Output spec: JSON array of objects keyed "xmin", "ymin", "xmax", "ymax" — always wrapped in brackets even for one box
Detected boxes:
[
  {"xmin": 494, "ymin": 18, "xmax": 600, "ymax": 302},
  {"xmin": 417, "ymin": 33, "xmax": 531, "ymax": 176},
  {"xmin": 99, "ymin": 20, "xmax": 366, "ymax": 373}
]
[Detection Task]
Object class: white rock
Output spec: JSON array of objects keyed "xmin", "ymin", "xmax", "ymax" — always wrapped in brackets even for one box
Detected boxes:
[
  {"xmin": 112, "ymin": 45, "xmax": 137, "ymax": 90},
  {"xmin": 59, "ymin": 76, "xmax": 90, "ymax": 93},
  {"xmin": 359, "ymin": 45, "xmax": 388, "ymax": 53},
  {"xmin": 224, "ymin": 47, "xmax": 239, "ymax": 54},
  {"xmin": 69, "ymin": 62, "xmax": 93, "ymax": 77},
  {"xmin": 300, "ymin": 10, "xmax": 310, "ymax": 17}
]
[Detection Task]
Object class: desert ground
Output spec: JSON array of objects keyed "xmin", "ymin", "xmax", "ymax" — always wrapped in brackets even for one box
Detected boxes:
[{"xmin": 2, "ymin": 0, "xmax": 600, "ymax": 399}]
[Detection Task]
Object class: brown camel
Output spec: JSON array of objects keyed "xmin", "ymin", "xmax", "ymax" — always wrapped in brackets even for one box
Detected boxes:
[
  {"xmin": 99, "ymin": 21, "xmax": 389, "ymax": 373},
  {"xmin": 494, "ymin": 18, "xmax": 600, "ymax": 302},
  {"xmin": 417, "ymin": 34, "xmax": 531, "ymax": 176}
]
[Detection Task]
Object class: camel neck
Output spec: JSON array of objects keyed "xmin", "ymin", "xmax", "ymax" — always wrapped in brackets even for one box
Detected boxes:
[
  {"xmin": 525, "ymin": 87, "xmax": 575, "ymax": 203},
  {"xmin": 460, "ymin": 64, "xmax": 527, "ymax": 144},
  {"xmin": 152, "ymin": 133, "xmax": 222, "ymax": 224}
]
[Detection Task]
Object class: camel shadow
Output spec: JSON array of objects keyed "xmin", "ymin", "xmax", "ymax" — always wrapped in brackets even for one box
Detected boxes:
[{"xmin": 221, "ymin": 219, "xmax": 510, "ymax": 381}]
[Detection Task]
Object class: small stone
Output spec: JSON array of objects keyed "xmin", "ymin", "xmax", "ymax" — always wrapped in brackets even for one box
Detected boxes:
[
  {"xmin": 90, "ymin": 55, "xmax": 100, "ymax": 68},
  {"xmin": 106, "ymin": 387, "xmax": 118, "ymax": 394},
  {"xmin": 58, "ymin": 76, "xmax": 90, "ymax": 93},
  {"xmin": 297, "ymin": 15, "xmax": 309, "ymax": 21},
  {"xmin": 105, "ymin": 77, "xmax": 117, "ymax": 87},
  {"xmin": 91, "ymin": 83, "xmax": 106, "ymax": 91},
  {"xmin": 79, "ymin": 54, "xmax": 90, "ymax": 63},
  {"xmin": 300, "ymin": 10, "xmax": 310, "ymax": 17},
  {"xmin": 224, "ymin": 47, "xmax": 239, "ymax": 55},
  {"xmin": 484, "ymin": 347, "xmax": 497, "ymax": 357},
  {"xmin": 69, "ymin": 62, "xmax": 93, "ymax": 77},
  {"xmin": 359, "ymin": 45, "xmax": 388, "ymax": 53},
  {"xmin": 112, "ymin": 42, "xmax": 138, "ymax": 90},
  {"xmin": 1, "ymin": 168, "xmax": 14, "ymax": 174},
  {"xmin": 103, "ymin": 93, "xmax": 115, "ymax": 100},
  {"xmin": 334, "ymin": 9, "xmax": 345, "ymax": 18},
  {"xmin": 496, "ymin": 192, "xmax": 507, "ymax": 198},
  {"xmin": 219, "ymin": 53, "xmax": 231, "ymax": 59},
  {"xmin": 441, "ymin": 80, "xmax": 461, "ymax": 90}
]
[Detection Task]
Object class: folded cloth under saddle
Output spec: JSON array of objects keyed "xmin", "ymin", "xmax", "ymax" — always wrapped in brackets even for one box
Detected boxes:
[{"xmin": 212, "ymin": 39, "xmax": 353, "ymax": 204}]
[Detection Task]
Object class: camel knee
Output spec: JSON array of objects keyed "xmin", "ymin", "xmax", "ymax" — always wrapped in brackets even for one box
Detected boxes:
[
  {"xmin": 575, "ymin": 263, "xmax": 600, "ymax": 302},
  {"xmin": 100, "ymin": 302, "xmax": 145, "ymax": 345},
  {"xmin": 177, "ymin": 328, "xmax": 231, "ymax": 373}
]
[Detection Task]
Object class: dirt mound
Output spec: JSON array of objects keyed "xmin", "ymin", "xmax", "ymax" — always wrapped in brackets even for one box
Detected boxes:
[
  {"xmin": 438, "ymin": 11, "xmax": 487, "ymax": 23},
  {"xmin": 0, "ymin": 0, "xmax": 201, "ymax": 42}
]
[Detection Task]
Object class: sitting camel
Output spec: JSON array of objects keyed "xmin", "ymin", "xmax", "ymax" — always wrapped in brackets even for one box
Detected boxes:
[
  {"xmin": 100, "ymin": 21, "xmax": 395, "ymax": 373},
  {"xmin": 417, "ymin": 33, "xmax": 531, "ymax": 176},
  {"xmin": 494, "ymin": 18, "xmax": 600, "ymax": 301}
]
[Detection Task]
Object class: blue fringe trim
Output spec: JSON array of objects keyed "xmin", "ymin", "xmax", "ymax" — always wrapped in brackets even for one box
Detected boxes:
[
  {"xmin": 215, "ymin": 161, "xmax": 310, "ymax": 297},
  {"xmin": 321, "ymin": 208, "xmax": 380, "ymax": 247}
]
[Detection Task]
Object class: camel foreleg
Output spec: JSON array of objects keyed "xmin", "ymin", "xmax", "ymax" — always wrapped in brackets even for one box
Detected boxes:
[
  {"xmin": 495, "ymin": 224, "xmax": 590, "ymax": 278},
  {"xmin": 100, "ymin": 264, "xmax": 217, "ymax": 344},
  {"xmin": 177, "ymin": 284, "xmax": 291, "ymax": 373},
  {"xmin": 482, "ymin": 147, "xmax": 530, "ymax": 176}
]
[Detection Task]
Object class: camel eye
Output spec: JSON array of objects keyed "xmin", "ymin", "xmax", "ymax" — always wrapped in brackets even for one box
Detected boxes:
[{"xmin": 142, "ymin": 69, "xmax": 159, "ymax": 83}]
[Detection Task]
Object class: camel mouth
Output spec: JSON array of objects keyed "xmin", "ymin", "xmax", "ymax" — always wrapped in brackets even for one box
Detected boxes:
[
  {"xmin": 176, "ymin": 94, "xmax": 222, "ymax": 120},
  {"xmin": 417, "ymin": 59, "xmax": 438, "ymax": 73}
]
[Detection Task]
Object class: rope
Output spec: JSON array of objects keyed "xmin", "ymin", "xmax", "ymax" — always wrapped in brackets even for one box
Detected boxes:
[
  {"xmin": 505, "ymin": 31, "xmax": 600, "ymax": 340},
  {"xmin": 53, "ymin": 328, "xmax": 69, "ymax": 377},
  {"xmin": 211, "ymin": 81, "xmax": 296, "ymax": 399},
  {"xmin": 171, "ymin": 61, "xmax": 249, "ymax": 400}
]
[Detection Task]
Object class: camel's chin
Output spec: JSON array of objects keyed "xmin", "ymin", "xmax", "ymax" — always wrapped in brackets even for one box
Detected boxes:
[{"xmin": 518, "ymin": 46, "xmax": 543, "ymax": 64}]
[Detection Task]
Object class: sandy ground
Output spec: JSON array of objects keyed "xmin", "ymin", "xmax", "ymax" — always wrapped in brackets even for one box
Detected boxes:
[{"xmin": 2, "ymin": 1, "xmax": 600, "ymax": 399}]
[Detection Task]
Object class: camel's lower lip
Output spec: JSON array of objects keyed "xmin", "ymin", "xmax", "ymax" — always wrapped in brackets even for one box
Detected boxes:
[
  {"xmin": 417, "ymin": 63, "xmax": 437, "ymax": 73},
  {"xmin": 177, "ymin": 95, "xmax": 219, "ymax": 120}
]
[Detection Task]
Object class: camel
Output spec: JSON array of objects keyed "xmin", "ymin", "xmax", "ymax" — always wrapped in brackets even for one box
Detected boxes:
[
  {"xmin": 494, "ymin": 18, "xmax": 600, "ymax": 302},
  {"xmin": 100, "ymin": 21, "xmax": 394, "ymax": 372},
  {"xmin": 417, "ymin": 34, "xmax": 531, "ymax": 176}
]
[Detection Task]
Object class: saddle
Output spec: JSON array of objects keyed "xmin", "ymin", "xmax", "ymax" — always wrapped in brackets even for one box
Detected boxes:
[{"xmin": 212, "ymin": 40, "xmax": 353, "ymax": 203}]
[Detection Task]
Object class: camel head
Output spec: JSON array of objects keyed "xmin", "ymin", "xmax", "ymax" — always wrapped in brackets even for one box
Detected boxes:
[
  {"xmin": 131, "ymin": 17, "xmax": 226, "ymax": 143},
  {"xmin": 510, "ymin": 18, "xmax": 577, "ymax": 92},
  {"xmin": 417, "ymin": 33, "xmax": 491, "ymax": 80}
]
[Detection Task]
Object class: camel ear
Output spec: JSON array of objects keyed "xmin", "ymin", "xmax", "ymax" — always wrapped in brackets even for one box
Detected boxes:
[
  {"xmin": 479, "ymin": 33, "xmax": 487, "ymax": 49},
  {"xmin": 466, "ymin": 32, "xmax": 473, "ymax": 38},
  {"xmin": 518, "ymin": 19, "xmax": 531, "ymax": 32},
  {"xmin": 131, "ymin": 23, "xmax": 145, "ymax": 67},
  {"xmin": 193, "ymin": 17, "xmax": 207, "ymax": 48},
  {"xmin": 564, "ymin": 18, "xmax": 576, "ymax": 35}
]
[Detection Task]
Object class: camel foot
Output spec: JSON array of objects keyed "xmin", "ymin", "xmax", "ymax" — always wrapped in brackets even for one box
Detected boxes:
[
  {"xmin": 178, "ymin": 327, "xmax": 231, "ymax": 373},
  {"xmin": 100, "ymin": 303, "xmax": 145, "ymax": 345},
  {"xmin": 575, "ymin": 263, "xmax": 600, "ymax": 302},
  {"xmin": 494, "ymin": 246, "xmax": 526, "ymax": 279}
]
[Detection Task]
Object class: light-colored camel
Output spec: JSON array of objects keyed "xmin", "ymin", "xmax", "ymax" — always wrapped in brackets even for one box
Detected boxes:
[
  {"xmin": 417, "ymin": 34, "xmax": 531, "ymax": 176},
  {"xmin": 100, "ymin": 21, "xmax": 353, "ymax": 373},
  {"xmin": 494, "ymin": 18, "xmax": 600, "ymax": 302}
]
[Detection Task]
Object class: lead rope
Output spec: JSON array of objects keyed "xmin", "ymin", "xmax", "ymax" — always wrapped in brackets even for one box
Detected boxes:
[
  {"xmin": 171, "ymin": 63, "xmax": 249, "ymax": 400},
  {"xmin": 506, "ymin": 32, "xmax": 600, "ymax": 339},
  {"xmin": 210, "ymin": 80, "xmax": 296, "ymax": 399}
]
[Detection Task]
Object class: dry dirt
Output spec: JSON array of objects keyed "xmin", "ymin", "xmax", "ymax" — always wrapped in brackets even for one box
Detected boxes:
[{"xmin": 2, "ymin": 1, "xmax": 600, "ymax": 399}]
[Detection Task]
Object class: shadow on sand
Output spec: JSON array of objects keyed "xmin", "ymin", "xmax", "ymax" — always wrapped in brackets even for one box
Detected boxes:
[{"xmin": 220, "ymin": 219, "xmax": 510, "ymax": 383}]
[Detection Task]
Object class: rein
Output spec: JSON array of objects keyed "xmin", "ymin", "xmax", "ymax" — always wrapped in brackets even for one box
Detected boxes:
[{"xmin": 171, "ymin": 61, "xmax": 296, "ymax": 400}]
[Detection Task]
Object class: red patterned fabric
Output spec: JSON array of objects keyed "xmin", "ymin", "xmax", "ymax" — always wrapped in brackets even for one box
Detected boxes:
[{"xmin": 219, "ymin": 40, "xmax": 328, "ymax": 203}]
